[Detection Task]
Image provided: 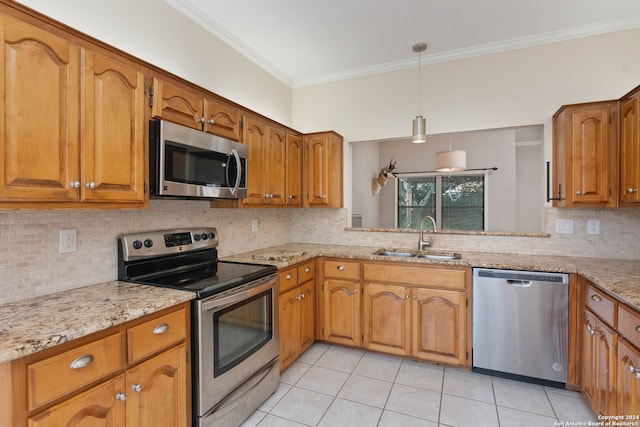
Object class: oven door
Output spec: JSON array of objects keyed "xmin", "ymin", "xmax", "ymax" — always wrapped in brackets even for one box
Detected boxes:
[{"xmin": 195, "ymin": 274, "xmax": 279, "ymax": 416}]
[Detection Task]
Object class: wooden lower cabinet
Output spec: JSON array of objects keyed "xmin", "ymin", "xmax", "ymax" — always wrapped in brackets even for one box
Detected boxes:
[
  {"xmin": 362, "ymin": 283, "xmax": 411, "ymax": 356},
  {"xmin": 322, "ymin": 279, "xmax": 361, "ymax": 347},
  {"xmin": 581, "ymin": 308, "xmax": 616, "ymax": 415},
  {"xmin": 279, "ymin": 261, "xmax": 316, "ymax": 371},
  {"xmin": 412, "ymin": 287, "xmax": 466, "ymax": 366},
  {"xmin": 617, "ymin": 338, "xmax": 640, "ymax": 416},
  {"xmin": 2, "ymin": 303, "xmax": 190, "ymax": 427}
]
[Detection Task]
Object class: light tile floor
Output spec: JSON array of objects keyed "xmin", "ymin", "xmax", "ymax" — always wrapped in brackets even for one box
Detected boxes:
[{"xmin": 241, "ymin": 343, "xmax": 598, "ymax": 427}]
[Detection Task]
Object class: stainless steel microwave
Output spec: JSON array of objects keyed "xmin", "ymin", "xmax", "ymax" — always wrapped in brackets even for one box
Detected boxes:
[{"xmin": 149, "ymin": 119, "xmax": 247, "ymax": 199}]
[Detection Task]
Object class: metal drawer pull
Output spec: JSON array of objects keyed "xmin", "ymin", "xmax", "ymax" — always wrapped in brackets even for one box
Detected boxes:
[
  {"xmin": 337, "ymin": 265, "xmax": 345, "ymax": 271},
  {"xmin": 628, "ymin": 188, "xmax": 638, "ymax": 193},
  {"xmin": 70, "ymin": 354, "xmax": 94, "ymax": 369},
  {"xmin": 586, "ymin": 324, "xmax": 599, "ymax": 336},
  {"xmin": 590, "ymin": 294, "xmax": 602, "ymax": 302},
  {"xmin": 300, "ymin": 294, "xmax": 305, "ymax": 300},
  {"xmin": 629, "ymin": 365, "xmax": 638, "ymax": 374},
  {"xmin": 635, "ymin": 325, "xmax": 640, "ymax": 333},
  {"xmin": 405, "ymin": 294, "xmax": 409, "ymax": 299},
  {"xmin": 116, "ymin": 392, "xmax": 126, "ymax": 401},
  {"xmin": 132, "ymin": 384, "xmax": 142, "ymax": 393},
  {"xmin": 353, "ymin": 289, "xmax": 358, "ymax": 294},
  {"xmin": 305, "ymin": 267, "xmax": 311, "ymax": 273},
  {"xmin": 286, "ymin": 274, "xmax": 293, "ymax": 280},
  {"xmin": 153, "ymin": 323, "xmax": 169, "ymax": 334}
]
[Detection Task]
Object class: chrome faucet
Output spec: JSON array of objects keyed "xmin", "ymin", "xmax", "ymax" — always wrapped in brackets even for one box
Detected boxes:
[{"xmin": 418, "ymin": 215, "xmax": 437, "ymax": 250}]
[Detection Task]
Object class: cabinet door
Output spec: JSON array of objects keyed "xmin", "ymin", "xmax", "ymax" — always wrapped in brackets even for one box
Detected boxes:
[
  {"xmin": 28, "ymin": 376, "xmax": 126, "ymax": 427},
  {"xmin": 150, "ymin": 76, "xmax": 203, "ymax": 130},
  {"xmin": 203, "ymin": 97, "xmax": 241, "ymax": 141},
  {"xmin": 285, "ymin": 132, "xmax": 302, "ymax": 206},
  {"xmin": 298, "ymin": 280, "xmax": 316, "ymax": 353},
  {"xmin": 322, "ymin": 279, "xmax": 360, "ymax": 347},
  {"xmin": 279, "ymin": 287, "xmax": 299, "ymax": 371},
  {"xmin": 617, "ymin": 338, "xmax": 640, "ymax": 416},
  {"xmin": 125, "ymin": 344, "xmax": 188, "ymax": 427},
  {"xmin": 570, "ymin": 106, "xmax": 616, "ymax": 205},
  {"xmin": 265, "ymin": 126, "xmax": 286, "ymax": 205},
  {"xmin": 362, "ymin": 283, "xmax": 411, "ymax": 356},
  {"xmin": 0, "ymin": 16, "xmax": 80, "ymax": 202},
  {"xmin": 411, "ymin": 287, "xmax": 466, "ymax": 366},
  {"xmin": 304, "ymin": 134, "xmax": 330, "ymax": 207},
  {"xmin": 620, "ymin": 93, "xmax": 640, "ymax": 205},
  {"xmin": 81, "ymin": 48, "xmax": 145, "ymax": 203},
  {"xmin": 594, "ymin": 320, "xmax": 616, "ymax": 416},
  {"xmin": 242, "ymin": 115, "xmax": 268, "ymax": 206}
]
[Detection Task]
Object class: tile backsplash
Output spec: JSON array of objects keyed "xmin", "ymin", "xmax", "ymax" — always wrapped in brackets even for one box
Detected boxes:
[{"xmin": 1, "ymin": 202, "xmax": 639, "ymax": 304}]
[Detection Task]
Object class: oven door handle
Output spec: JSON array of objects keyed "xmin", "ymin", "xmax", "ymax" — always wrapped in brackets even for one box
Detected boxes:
[
  {"xmin": 227, "ymin": 148, "xmax": 241, "ymax": 196},
  {"xmin": 200, "ymin": 275, "xmax": 277, "ymax": 312}
]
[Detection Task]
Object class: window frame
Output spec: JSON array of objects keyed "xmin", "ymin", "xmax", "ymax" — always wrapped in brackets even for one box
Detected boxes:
[{"xmin": 394, "ymin": 171, "xmax": 489, "ymax": 231}]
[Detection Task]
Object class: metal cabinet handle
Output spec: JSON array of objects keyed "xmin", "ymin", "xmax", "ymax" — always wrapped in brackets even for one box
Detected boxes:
[
  {"xmin": 586, "ymin": 324, "xmax": 599, "ymax": 336},
  {"xmin": 70, "ymin": 354, "xmax": 94, "ymax": 369},
  {"xmin": 198, "ymin": 117, "xmax": 205, "ymax": 123},
  {"xmin": 305, "ymin": 267, "xmax": 311, "ymax": 273},
  {"xmin": 628, "ymin": 188, "xmax": 638, "ymax": 193},
  {"xmin": 116, "ymin": 392, "xmax": 126, "ymax": 401},
  {"xmin": 321, "ymin": 195, "xmax": 327, "ymax": 199},
  {"xmin": 132, "ymin": 384, "xmax": 142, "ymax": 393},
  {"xmin": 207, "ymin": 119, "xmax": 215, "ymax": 125},
  {"xmin": 635, "ymin": 325, "xmax": 640, "ymax": 333},
  {"xmin": 300, "ymin": 294, "xmax": 305, "ymax": 300},
  {"xmin": 353, "ymin": 289, "xmax": 358, "ymax": 294},
  {"xmin": 628, "ymin": 365, "xmax": 637, "ymax": 374},
  {"xmin": 86, "ymin": 182, "xmax": 96, "ymax": 189},
  {"xmin": 576, "ymin": 190, "xmax": 582, "ymax": 195},
  {"xmin": 286, "ymin": 274, "xmax": 293, "ymax": 280},
  {"xmin": 153, "ymin": 323, "xmax": 169, "ymax": 334},
  {"xmin": 405, "ymin": 294, "xmax": 409, "ymax": 299},
  {"xmin": 590, "ymin": 294, "xmax": 602, "ymax": 302},
  {"xmin": 413, "ymin": 295, "xmax": 417, "ymax": 300},
  {"xmin": 70, "ymin": 181, "xmax": 80, "ymax": 189},
  {"xmin": 337, "ymin": 265, "xmax": 346, "ymax": 271}
]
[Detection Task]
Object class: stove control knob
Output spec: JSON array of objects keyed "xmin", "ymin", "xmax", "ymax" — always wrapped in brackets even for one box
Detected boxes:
[
  {"xmin": 193, "ymin": 234, "xmax": 201, "ymax": 241},
  {"xmin": 144, "ymin": 239, "xmax": 153, "ymax": 248},
  {"xmin": 201, "ymin": 233, "xmax": 208, "ymax": 240},
  {"xmin": 209, "ymin": 232, "xmax": 216, "ymax": 240},
  {"xmin": 132, "ymin": 240, "xmax": 143, "ymax": 250}
]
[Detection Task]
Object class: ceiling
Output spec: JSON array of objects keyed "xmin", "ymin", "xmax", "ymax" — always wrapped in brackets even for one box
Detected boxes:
[{"xmin": 165, "ymin": 0, "xmax": 640, "ymax": 88}]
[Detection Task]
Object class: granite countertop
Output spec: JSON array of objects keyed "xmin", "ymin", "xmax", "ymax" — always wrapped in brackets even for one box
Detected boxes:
[
  {"xmin": 0, "ymin": 281, "xmax": 194, "ymax": 364},
  {"xmin": 223, "ymin": 243, "xmax": 640, "ymax": 310}
]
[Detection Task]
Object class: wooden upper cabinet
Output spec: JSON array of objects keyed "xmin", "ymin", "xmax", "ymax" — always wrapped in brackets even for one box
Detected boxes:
[
  {"xmin": 620, "ymin": 87, "xmax": 640, "ymax": 205},
  {"xmin": 285, "ymin": 132, "xmax": 303, "ymax": 206},
  {"xmin": 0, "ymin": 15, "xmax": 80, "ymax": 202},
  {"xmin": 552, "ymin": 101, "xmax": 618, "ymax": 207},
  {"xmin": 81, "ymin": 48, "xmax": 146, "ymax": 203},
  {"xmin": 266, "ymin": 125, "xmax": 286, "ymax": 205},
  {"xmin": 303, "ymin": 132, "xmax": 343, "ymax": 208},
  {"xmin": 242, "ymin": 115, "xmax": 268, "ymax": 206},
  {"xmin": 150, "ymin": 75, "xmax": 242, "ymax": 141},
  {"xmin": 150, "ymin": 76, "xmax": 203, "ymax": 130},
  {"xmin": 203, "ymin": 97, "xmax": 241, "ymax": 141}
]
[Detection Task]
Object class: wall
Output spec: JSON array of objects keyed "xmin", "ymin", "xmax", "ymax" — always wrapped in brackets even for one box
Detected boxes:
[
  {"xmin": 15, "ymin": 0, "xmax": 293, "ymax": 126},
  {"xmin": 0, "ymin": 203, "xmax": 292, "ymax": 304}
]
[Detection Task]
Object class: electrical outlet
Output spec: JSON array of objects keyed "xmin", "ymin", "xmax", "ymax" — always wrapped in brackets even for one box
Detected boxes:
[
  {"xmin": 587, "ymin": 219, "xmax": 600, "ymax": 235},
  {"xmin": 555, "ymin": 219, "xmax": 573, "ymax": 234},
  {"xmin": 59, "ymin": 229, "xmax": 77, "ymax": 253},
  {"xmin": 251, "ymin": 219, "xmax": 258, "ymax": 232}
]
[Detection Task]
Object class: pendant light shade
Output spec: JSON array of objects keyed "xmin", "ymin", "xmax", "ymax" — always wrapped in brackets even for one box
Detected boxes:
[
  {"xmin": 412, "ymin": 115, "xmax": 426, "ymax": 143},
  {"xmin": 436, "ymin": 149, "xmax": 466, "ymax": 172},
  {"xmin": 411, "ymin": 43, "xmax": 427, "ymax": 143}
]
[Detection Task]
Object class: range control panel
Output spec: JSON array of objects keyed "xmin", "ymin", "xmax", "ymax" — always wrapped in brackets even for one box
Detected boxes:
[{"xmin": 118, "ymin": 228, "xmax": 218, "ymax": 260}]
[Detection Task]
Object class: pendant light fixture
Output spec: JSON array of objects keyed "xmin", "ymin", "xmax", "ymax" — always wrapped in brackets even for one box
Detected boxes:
[
  {"xmin": 436, "ymin": 136, "xmax": 467, "ymax": 172},
  {"xmin": 412, "ymin": 43, "xmax": 427, "ymax": 143}
]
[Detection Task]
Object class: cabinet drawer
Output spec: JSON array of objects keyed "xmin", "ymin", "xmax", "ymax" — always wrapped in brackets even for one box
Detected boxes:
[
  {"xmin": 298, "ymin": 261, "xmax": 315, "ymax": 284},
  {"xmin": 323, "ymin": 260, "xmax": 360, "ymax": 280},
  {"xmin": 363, "ymin": 264, "xmax": 466, "ymax": 290},
  {"xmin": 127, "ymin": 307, "xmax": 186, "ymax": 363},
  {"xmin": 279, "ymin": 267, "xmax": 298, "ymax": 294},
  {"xmin": 27, "ymin": 333, "xmax": 123, "ymax": 410},
  {"xmin": 584, "ymin": 284, "xmax": 616, "ymax": 327},
  {"xmin": 618, "ymin": 304, "xmax": 640, "ymax": 349}
]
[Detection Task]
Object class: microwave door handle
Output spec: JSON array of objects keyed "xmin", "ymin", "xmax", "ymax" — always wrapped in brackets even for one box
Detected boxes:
[{"xmin": 229, "ymin": 148, "xmax": 241, "ymax": 195}]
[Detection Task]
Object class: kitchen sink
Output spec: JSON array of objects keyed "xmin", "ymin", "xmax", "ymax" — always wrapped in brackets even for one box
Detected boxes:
[{"xmin": 373, "ymin": 249, "xmax": 461, "ymax": 260}]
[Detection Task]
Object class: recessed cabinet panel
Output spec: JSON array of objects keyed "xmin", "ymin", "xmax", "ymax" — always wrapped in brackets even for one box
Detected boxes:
[{"xmin": 0, "ymin": 16, "xmax": 80, "ymax": 201}]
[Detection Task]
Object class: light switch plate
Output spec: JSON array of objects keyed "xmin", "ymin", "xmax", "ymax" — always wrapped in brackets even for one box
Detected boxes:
[{"xmin": 555, "ymin": 219, "xmax": 573, "ymax": 234}]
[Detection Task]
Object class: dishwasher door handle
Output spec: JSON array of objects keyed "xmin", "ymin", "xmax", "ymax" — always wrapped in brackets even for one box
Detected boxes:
[{"xmin": 506, "ymin": 279, "xmax": 532, "ymax": 287}]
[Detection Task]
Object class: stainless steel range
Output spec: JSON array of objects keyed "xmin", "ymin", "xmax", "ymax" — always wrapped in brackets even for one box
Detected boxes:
[{"xmin": 118, "ymin": 228, "xmax": 279, "ymax": 427}]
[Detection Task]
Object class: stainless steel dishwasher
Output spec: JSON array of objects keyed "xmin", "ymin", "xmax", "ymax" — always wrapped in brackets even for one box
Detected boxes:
[{"xmin": 472, "ymin": 268, "xmax": 569, "ymax": 387}]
